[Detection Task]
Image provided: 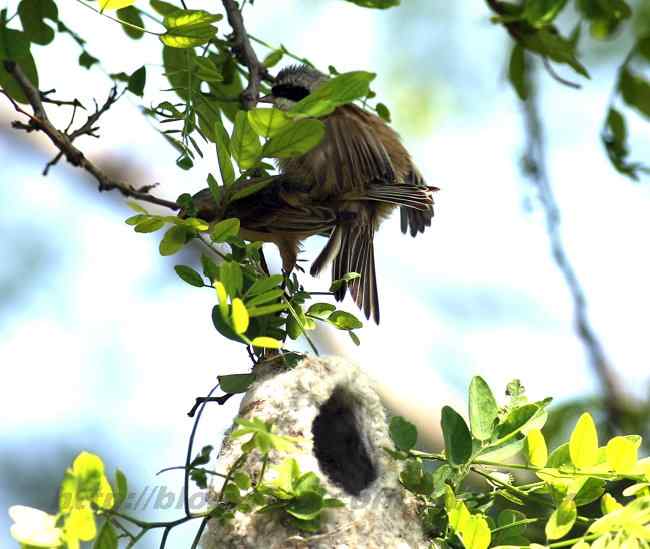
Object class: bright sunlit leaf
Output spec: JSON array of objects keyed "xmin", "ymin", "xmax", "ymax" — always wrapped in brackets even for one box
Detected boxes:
[
  {"xmin": 99, "ymin": 0, "xmax": 136, "ymax": 11},
  {"xmin": 569, "ymin": 413, "xmax": 598, "ymax": 469}
]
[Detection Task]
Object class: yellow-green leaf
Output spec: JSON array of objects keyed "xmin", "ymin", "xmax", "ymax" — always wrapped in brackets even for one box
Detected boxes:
[
  {"xmin": 525, "ymin": 428, "xmax": 548, "ymax": 467},
  {"xmin": 160, "ymin": 10, "xmax": 221, "ymax": 48},
  {"xmin": 545, "ymin": 499, "xmax": 577, "ymax": 540},
  {"xmin": 606, "ymin": 436, "xmax": 639, "ymax": 474},
  {"xmin": 600, "ymin": 493, "xmax": 623, "ymax": 514},
  {"xmin": 231, "ymin": 298, "xmax": 249, "ymax": 335},
  {"xmin": 65, "ymin": 506, "xmax": 96, "ymax": 541},
  {"xmin": 214, "ymin": 281, "xmax": 228, "ymax": 319},
  {"xmin": 247, "ymin": 108, "xmax": 292, "ymax": 138},
  {"xmin": 251, "ymin": 336, "xmax": 282, "ymax": 349},
  {"xmin": 99, "ymin": 0, "xmax": 135, "ymax": 11},
  {"xmin": 569, "ymin": 413, "xmax": 598, "ymax": 469}
]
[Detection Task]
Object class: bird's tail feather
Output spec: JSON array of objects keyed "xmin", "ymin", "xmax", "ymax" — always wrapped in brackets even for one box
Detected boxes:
[
  {"xmin": 400, "ymin": 169, "xmax": 437, "ymax": 237},
  {"xmin": 332, "ymin": 224, "xmax": 379, "ymax": 324},
  {"xmin": 310, "ymin": 225, "xmax": 343, "ymax": 277}
]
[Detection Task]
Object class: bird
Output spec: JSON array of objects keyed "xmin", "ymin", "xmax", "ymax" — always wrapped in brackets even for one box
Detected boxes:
[
  {"xmin": 259, "ymin": 64, "xmax": 437, "ymax": 324},
  {"xmin": 180, "ymin": 176, "xmax": 337, "ymax": 273}
]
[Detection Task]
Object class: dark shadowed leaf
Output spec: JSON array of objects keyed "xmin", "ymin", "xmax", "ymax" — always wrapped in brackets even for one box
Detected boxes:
[
  {"xmin": 218, "ymin": 373, "xmax": 255, "ymax": 393},
  {"xmin": 174, "ymin": 265, "xmax": 204, "ymax": 287},
  {"xmin": 127, "ymin": 65, "xmax": 146, "ymax": 97},
  {"xmin": 441, "ymin": 406, "xmax": 472, "ymax": 466},
  {"xmin": 18, "ymin": 0, "xmax": 58, "ymax": 45},
  {"xmin": 117, "ymin": 6, "xmax": 144, "ymax": 39},
  {"xmin": 390, "ymin": 416, "xmax": 418, "ymax": 451}
]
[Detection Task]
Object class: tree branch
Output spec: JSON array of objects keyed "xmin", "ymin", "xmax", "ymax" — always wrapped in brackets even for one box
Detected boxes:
[
  {"xmin": 519, "ymin": 57, "xmax": 629, "ymax": 427},
  {"xmin": 2, "ymin": 60, "xmax": 179, "ymax": 211},
  {"xmin": 221, "ymin": 0, "xmax": 272, "ymax": 109}
]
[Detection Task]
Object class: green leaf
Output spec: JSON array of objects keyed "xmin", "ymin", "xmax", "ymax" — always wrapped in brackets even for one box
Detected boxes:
[
  {"xmin": 508, "ymin": 43, "xmax": 529, "ymax": 100},
  {"xmin": 306, "ymin": 302, "xmax": 336, "ymax": 320},
  {"xmin": 233, "ymin": 471, "xmax": 251, "ymax": 490},
  {"xmin": 231, "ymin": 111, "xmax": 262, "ymax": 169},
  {"xmin": 545, "ymin": 499, "xmax": 576, "ymax": 540},
  {"xmin": 160, "ymin": 9, "xmax": 221, "ymax": 48},
  {"xmin": 193, "ymin": 56, "xmax": 223, "ymax": 83},
  {"xmin": 343, "ymin": 0, "xmax": 401, "ymax": 9},
  {"xmin": 127, "ymin": 65, "xmax": 146, "ymax": 97},
  {"xmin": 619, "ymin": 68, "xmax": 650, "ymax": 119},
  {"xmin": 328, "ymin": 310, "xmax": 363, "ymax": 330},
  {"xmin": 18, "ymin": 0, "xmax": 58, "ymax": 46},
  {"xmin": 246, "ymin": 289, "xmax": 284, "ymax": 307},
  {"xmin": 496, "ymin": 403, "xmax": 541, "ymax": 442},
  {"xmin": 0, "ymin": 29, "xmax": 39, "ymax": 104},
  {"xmin": 231, "ymin": 298, "xmax": 249, "ymax": 334},
  {"xmin": 569, "ymin": 413, "xmax": 598, "ymax": 469},
  {"xmin": 218, "ymin": 373, "xmax": 254, "ymax": 393},
  {"xmin": 263, "ymin": 49, "xmax": 284, "ymax": 68},
  {"xmin": 247, "ymin": 303, "xmax": 289, "ymax": 317},
  {"xmin": 519, "ymin": 28, "xmax": 589, "ymax": 78},
  {"xmin": 114, "ymin": 469, "xmax": 128, "ymax": 508},
  {"xmin": 200, "ymin": 253, "xmax": 219, "ymax": 282},
  {"xmin": 174, "ymin": 265, "xmax": 204, "ymax": 287},
  {"xmin": 524, "ymin": 428, "xmax": 548, "ymax": 467},
  {"xmin": 211, "ymin": 218, "xmax": 240, "ymax": 242},
  {"xmin": 287, "ymin": 491, "xmax": 323, "ymax": 520},
  {"xmin": 248, "ymin": 108, "xmax": 292, "ymax": 138},
  {"xmin": 523, "ymin": 0, "xmax": 569, "ymax": 26},
  {"xmin": 134, "ymin": 217, "xmax": 165, "ymax": 233},
  {"xmin": 329, "ymin": 272, "xmax": 361, "ymax": 292},
  {"xmin": 211, "ymin": 303, "xmax": 241, "ymax": 343},
  {"xmin": 375, "ymin": 102, "xmax": 391, "ymax": 122},
  {"xmin": 246, "ymin": 274, "xmax": 284, "ymax": 297},
  {"xmin": 79, "ymin": 50, "xmax": 99, "ymax": 69},
  {"xmin": 213, "ymin": 114, "xmax": 236, "ymax": 185},
  {"xmin": 93, "ymin": 521, "xmax": 118, "ymax": 549},
  {"xmin": 220, "ymin": 261, "xmax": 243, "ymax": 297},
  {"xmin": 290, "ymin": 71, "xmax": 376, "ymax": 118},
  {"xmin": 261, "ymin": 119, "xmax": 326, "ymax": 158},
  {"xmin": 251, "ymin": 336, "xmax": 282, "ymax": 349},
  {"xmin": 468, "ymin": 376, "xmax": 498, "ymax": 441},
  {"xmin": 389, "ymin": 416, "xmax": 418, "ymax": 451},
  {"xmin": 162, "ymin": 46, "xmax": 199, "ymax": 100},
  {"xmin": 479, "ymin": 438, "xmax": 525, "ymax": 462},
  {"xmin": 151, "ymin": 0, "xmax": 179, "ymax": 16},
  {"xmin": 159, "ymin": 225, "xmax": 188, "ymax": 256},
  {"xmin": 116, "ymin": 6, "xmax": 144, "ymax": 39},
  {"xmin": 441, "ymin": 406, "xmax": 472, "ymax": 466}
]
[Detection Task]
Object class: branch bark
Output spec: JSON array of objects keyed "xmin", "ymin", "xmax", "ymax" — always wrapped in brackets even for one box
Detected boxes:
[
  {"xmin": 2, "ymin": 60, "xmax": 179, "ymax": 211},
  {"xmin": 520, "ymin": 57, "xmax": 629, "ymax": 426},
  {"xmin": 221, "ymin": 0, "xmax": 272, "ymax": 109}
]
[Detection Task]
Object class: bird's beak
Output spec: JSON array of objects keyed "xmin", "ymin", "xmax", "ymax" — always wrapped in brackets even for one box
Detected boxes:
[{"xmin": 257, "ymin": 94, "xmax": 274, "ymax": 104}]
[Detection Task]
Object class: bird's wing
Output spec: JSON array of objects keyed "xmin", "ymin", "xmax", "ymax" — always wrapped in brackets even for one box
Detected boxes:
[{"xmin": 320, "ymin": 105, "xmax": 397, "ymax": 194}]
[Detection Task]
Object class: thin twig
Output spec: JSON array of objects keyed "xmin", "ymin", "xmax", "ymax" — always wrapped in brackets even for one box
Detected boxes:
[
  {"xmin": 2, "ymin": 60, "xmax": 179, "ymax": 211},
  {"xmin": 221, "ymin": 0, "xmax": 273, "ymax": 109},
  {"xmin": 520, "ymin": 56, "xmax": 628, "ymax": 427}
]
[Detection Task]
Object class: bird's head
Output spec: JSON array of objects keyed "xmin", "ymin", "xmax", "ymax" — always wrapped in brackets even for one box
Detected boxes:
[{"xmin": 259, "ymin": 65, "xmax": 328, "ymax": 111}]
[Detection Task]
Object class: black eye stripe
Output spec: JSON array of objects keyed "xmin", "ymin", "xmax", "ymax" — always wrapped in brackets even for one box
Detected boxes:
[{"xmin": 272, "ymin": 84, "xmax": 310, "ymax": 102}]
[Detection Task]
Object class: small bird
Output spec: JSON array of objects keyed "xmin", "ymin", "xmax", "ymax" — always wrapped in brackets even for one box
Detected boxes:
[
  {"xmin": 260, "ymin": 65, "xmax": 437, "ymax": 323},
  {"xmin": 182, "ymin": 176, "xmax": 337, "ymax": 273}
]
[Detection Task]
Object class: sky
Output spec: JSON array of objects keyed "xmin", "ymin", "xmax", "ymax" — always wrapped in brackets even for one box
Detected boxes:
[{"xmin": 1, "ymin": 0, "xmax": 650, "ymax": 546}]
